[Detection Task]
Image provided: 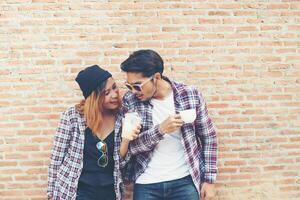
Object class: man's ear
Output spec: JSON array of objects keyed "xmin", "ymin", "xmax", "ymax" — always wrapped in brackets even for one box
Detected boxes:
[{"xmin": 153, "ymin": 72, "xmax": 162, "ymax": 80}]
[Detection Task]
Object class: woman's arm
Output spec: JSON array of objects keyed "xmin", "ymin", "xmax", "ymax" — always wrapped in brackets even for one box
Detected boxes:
[
  {"xmin": 47, "ymin": 111, "xmax": 72, "ymax": 199},
  {"xmin": 119, "ymin": 138, "xmax": 130, "ymax": 158},
  {"xmin": 119, "ymin": 124, "xmax": 141, "ymax": 158}
]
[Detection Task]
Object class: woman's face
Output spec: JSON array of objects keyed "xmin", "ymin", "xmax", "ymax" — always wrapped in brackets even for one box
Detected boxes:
[{"xmin": 102, "ymin": 77, "xmax": 120, "ymax": 111}]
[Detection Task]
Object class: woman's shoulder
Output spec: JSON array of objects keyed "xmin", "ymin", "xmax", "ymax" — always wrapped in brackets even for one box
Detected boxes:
[{"xmin": 61, "ymin": 106, "xmax": 83, "ymax": 121}]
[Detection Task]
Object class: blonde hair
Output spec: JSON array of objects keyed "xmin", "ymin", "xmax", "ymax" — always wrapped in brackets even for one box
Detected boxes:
[{"xmin": 75, "ymin": 80, "xmax": 120, "ymax": 136}]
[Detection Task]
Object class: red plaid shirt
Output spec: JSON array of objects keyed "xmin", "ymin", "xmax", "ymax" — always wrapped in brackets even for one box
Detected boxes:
[
  {"xmin": 116, "ymin": 77, "xmax": 218, "ymax": 195},
  {"xmin": 47, "ymin": 107, "xmax": 124, "ymax": 200}
]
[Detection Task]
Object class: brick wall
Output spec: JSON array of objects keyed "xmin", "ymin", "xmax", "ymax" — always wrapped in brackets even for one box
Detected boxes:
[{"xmin": 0, "ymin": 0, "xmax": 299, "ymax": 199}]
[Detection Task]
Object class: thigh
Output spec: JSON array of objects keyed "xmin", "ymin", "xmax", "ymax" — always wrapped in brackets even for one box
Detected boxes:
[
  {"xmin": 76, "ymin": 190, "xmax": 86, "ymax": 200},
  {"xmin": 77, "ymin": 183, "xmax": 116, "ymax": 200},
  {"xmin": 133, "ymin": 183, "xmax": 163, "ymax": 200},
  {"xmin": 76, "ymin": 183, "xmax": 94, "ymax": 200},
  {"xmin": 168, "ymin": 176, "xmax": 199, "ymax": 200},
  {"xmin": 101, "ymin": 185, "xmax": 116, "ymax": 200}
]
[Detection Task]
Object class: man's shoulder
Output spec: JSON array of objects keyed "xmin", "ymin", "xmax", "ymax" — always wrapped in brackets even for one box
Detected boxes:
[
  {"xmin": 122, "ymin": 91, "xmax": 139, "ymax": 108},
  {"xmin": 172, "ymin": 80, "xmax": 201, "ymax": 96},
  {"xmin": 123, "ymin": 91, "xmax": 136, "ymax": 102},
  {"xmin": 123, "ymin": 91, "xmax": 135, "ymax": 99}
]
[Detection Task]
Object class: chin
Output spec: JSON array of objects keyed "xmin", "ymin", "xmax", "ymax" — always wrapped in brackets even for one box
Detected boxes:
[
  {"xmin": 111, "ymin": 104, "xmax": 120, "ymax": 110},
  {"xmin": 140, "ymin": 97, "xmax": 150, "ymax": 102},
  {"xmin": 105, "ymin": 104, "xmax": 119, "ymax": 111}
]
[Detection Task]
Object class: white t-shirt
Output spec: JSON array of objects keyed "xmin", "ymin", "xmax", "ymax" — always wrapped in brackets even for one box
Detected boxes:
[{"xmin": 136, "ymin": 92, "xmax": 190, "ymax": 184}]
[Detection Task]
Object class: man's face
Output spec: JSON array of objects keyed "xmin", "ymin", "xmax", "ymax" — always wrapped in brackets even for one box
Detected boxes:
[{"xmin": 125, "ymin": 72, "xmax": 156, "ymax": 102}]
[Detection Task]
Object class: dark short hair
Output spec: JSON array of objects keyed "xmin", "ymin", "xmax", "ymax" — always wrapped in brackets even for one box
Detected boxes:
[{"xmin": 120, "ymin": 49, "xmax": 164, "ymax": 77}]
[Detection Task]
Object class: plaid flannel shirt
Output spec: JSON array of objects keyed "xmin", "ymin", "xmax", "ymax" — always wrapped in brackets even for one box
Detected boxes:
[
  {"xmin": 47, "ymin": 106, "xmax": 124, "ymax": 200},
  {"xmin": 115, "ymin": 77, "xmax": 217, "ymax": 195}
]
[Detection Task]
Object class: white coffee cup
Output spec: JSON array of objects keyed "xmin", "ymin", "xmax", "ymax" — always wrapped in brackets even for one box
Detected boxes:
[
  {"xmin": 179, "ymin": 109, "xmax": 196, "ymax": 123},
  {"xmin": 122, "ymin": 112, "xmax": 141, "ymax": 140}
]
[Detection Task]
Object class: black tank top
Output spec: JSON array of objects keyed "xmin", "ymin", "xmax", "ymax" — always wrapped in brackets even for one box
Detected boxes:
[{"xmin": 78, "ymin": 127, "xmax": 115, "ymax": 186}]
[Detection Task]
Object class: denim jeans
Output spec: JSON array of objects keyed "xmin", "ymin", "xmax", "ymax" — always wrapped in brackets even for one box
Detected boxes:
[
  {"xmin": 76, "ymin": 182, "xmax": 116, "ymax": 200},
  {"xmin": 133, "ymin": 175, "xmax": 199, "ymax": 200}
]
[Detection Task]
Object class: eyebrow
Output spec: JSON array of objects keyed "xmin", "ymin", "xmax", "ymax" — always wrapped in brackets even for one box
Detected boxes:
[
  {"xmin": 105, "ymin": 83, "xmax": 116, "ymax": 92},
  {"xmin": 127, "ymin": 81, "xmax": 142, "ymax": 85}
]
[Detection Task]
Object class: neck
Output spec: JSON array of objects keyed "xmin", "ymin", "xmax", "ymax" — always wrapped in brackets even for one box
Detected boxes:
[
  {"xmin": 102, "ymin": 110, "xmax": 115, "ymax": 118},
  {"xmin": 153, "ymin": 79, "xmax": 172, "ymax": 100}
]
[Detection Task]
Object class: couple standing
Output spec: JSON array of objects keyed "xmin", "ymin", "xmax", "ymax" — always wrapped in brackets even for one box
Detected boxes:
[{"xmin": 47, "ymin": 49, "xmax": 217, "ymax": 200}]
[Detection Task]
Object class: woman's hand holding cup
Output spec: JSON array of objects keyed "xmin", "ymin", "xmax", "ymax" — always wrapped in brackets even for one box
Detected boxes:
[{"xmin": 122, "ymin": 112, "xmax": 141, "ymax": 141}]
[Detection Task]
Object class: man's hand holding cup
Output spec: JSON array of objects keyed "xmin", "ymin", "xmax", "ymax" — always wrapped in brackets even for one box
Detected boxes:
[{"xmin": 159, "ymin": 114, "xmax": 184, "ymax": 135}]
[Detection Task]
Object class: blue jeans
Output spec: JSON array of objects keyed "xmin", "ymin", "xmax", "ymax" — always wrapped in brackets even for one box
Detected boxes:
[{"xmin": 133, "ymin": 175, "xmax": 199, "ymax": 200}]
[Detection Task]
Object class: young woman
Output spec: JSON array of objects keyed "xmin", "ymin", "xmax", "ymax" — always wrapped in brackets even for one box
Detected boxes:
[{"xmin": 47, "ymin": 65, "xmax": 139, "ymax": 200}]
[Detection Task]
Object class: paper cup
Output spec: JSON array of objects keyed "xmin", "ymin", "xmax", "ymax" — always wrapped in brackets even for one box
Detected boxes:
[{"xmin": 122, "ymin": 112, "xmax": 141, "ymax": 140}]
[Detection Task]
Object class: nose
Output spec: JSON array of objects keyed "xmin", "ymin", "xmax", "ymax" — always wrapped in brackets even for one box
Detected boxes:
[
  {"xmin": 132, "ymin": 89, "xmax": 139, "ymax": 95},
  {"xmin": 111, "ymin": 90, "xmax": 118, "ymax": 98}
]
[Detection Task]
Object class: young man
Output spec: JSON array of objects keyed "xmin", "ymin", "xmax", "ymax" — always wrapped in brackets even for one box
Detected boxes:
[{"xmin": 118, "ymin": 49, "xmax": 217, "ymax": 200}]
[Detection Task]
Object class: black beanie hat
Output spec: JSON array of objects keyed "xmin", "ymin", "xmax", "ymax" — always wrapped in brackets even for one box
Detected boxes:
[{"xmin": 75, "ymin": 65, "xmax": 112, "ymax": 99}]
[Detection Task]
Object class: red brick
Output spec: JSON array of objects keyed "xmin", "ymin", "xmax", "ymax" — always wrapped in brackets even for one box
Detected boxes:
[{"xmin": 1, "ymin": 1, "xmax": 299, "ymax": 200}]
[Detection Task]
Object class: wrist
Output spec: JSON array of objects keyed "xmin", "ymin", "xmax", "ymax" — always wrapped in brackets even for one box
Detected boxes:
[
  {"xmin": 121, "ymin": 138, "xmax": 130, "ymax": 143},
  {"xmin": 158, "ymin": 125, "xmax": 165, "ymax": 135}
]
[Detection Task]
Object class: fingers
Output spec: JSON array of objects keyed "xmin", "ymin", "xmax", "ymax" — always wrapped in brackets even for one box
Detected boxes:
[
  {"xmin": 201, "ymin": 190, "xmax": 205, "ymax": 199},
  {"xmin": 136, "ymin": 123, "xmax": 142, "ymax": 130},
  {"xmin": 206, "ymin": 190, "xmax": 215, "ymax": 200},
  {"xmin": 206, "ymin": 197, "xmax": 213, "ymax": 200},
  {"xmin": 133, "ymin": 123, "xmax": 141, "ymax": 133},
  {"xmin": 201, "ymin": 183, "xmax": 215, "ymax": 200},
  {"xmin": 133, "ymin": 127, "xmax": 140, "ymax": 135},
  {"xmin": 173, "ymin": 114, "xmax": 181, "ymax": 119},
  {"xmin": 172, "ymin": 114, "xmax": 183, "ymax": 121},
  {"xmin": 170, "ymin": 116, "xmax": 184, "ymax": 130},
  {"xmin": 172, "ymin": 115, "xmax": 184, "ymax": 125},
  {"xmin": 159, "ymin": 114, "xmax": 185, "ymax": 134},
  {"xmin": 206, "ymin": 196, "xmax": 213, "ymax": 200},
  {"xmin": 132, "ymin": 125, "xmax": 141, "ymax": 140},
  {"xmin": 131, "ymin": 132, "xmax": 139, "ymax": 140},
  {"xmin": 123, "ymin": 124, "xmax": 141, "ymax": 141},
  {"xmin": 174, "ymin": 120, "xmax": 184, "ymax": 126},
  {"xmin": 201, "ymin": 184, "xmax": 205, "ymax": 199},
  {"xmin": 168, "ymin": 115, "xmax": 184, "ymax": 126}
]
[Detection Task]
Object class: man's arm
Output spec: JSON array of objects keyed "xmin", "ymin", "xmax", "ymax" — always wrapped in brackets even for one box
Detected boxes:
[
  {"xmin": 119, "ymin": 124, "xmax": 163, "ymax": 168},
  {"xmin": 119, "ymin": 93, "xmax": 167, "ymax": 168},
  {"xmin": 119, "ymin": 94, "xmax": 184, "ymax": 168},
  {"xmin": 194, "ymin": 90, "xmax": 218, "ymax": 184}
]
